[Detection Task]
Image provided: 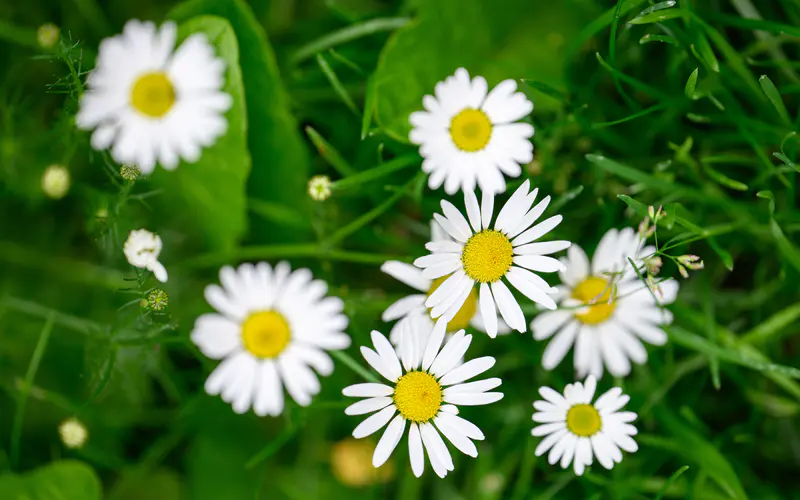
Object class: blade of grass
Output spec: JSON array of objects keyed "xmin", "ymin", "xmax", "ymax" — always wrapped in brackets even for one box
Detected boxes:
[
  {"xmin": 305, "ymin": 126, "xmax": 357, "ymax": 177},
  {"xmin": 629, "ymin": 8, "xmax": 685, "ymax": 24},
  {"xmin": 291, "ymin": 17, "xmax": 410, "ymax": 64},
  {"xmin": 331, "ymin": 350, "xmax": 379, "ymax": 383},
  {"xmin": 331, "ymin": 154, "xmax": 419, "ymax": 191},
  {"xmin": 759, "ymin": 74, "xmax": 792, "ymax": 125},
  {"xmin": 316, "ymin": 53, "xmax": 359, "ymax": 116},
  {"xmin": 655, "ymin": 466, "xmax": 690, "ymax": 500},
  {"xmin": 742, "ymin": 303, "xmax": 800, "ymax": 344}
]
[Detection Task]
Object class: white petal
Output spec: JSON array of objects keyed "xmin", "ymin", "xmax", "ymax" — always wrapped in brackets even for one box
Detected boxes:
[
  {"xmin": 513, "ymin": 215, "xmax": 563, "ymax": 246},
  {"xmin": 434, "ymin": 213, "xmax": 470, "ymax": 243},
  {"xmin": 360, "ymin": 346, "xmax": 399, "ymax": 383},
  {"xmin": 421, "ymin": 318, "xmax": 447, "ymax": 371},
  {"xmin": 342, "ymin": 383, "xmax": 394, "ymax": 398},
  {"xmin": 531, "ymin": 311, "xmax": 573, "ymax": 341},
  {"xmin": 478, "ymin": 283, "xmax": 498, "ymax": 338},
  {"xmin": 480, "ymin": 190, "xmax": 494, "ymax": 229},
  {"xmin": 444, "ymin": 378, "xmax": 502, "ymax": 394},
  {"xmin": 373, "ymin": 414, "xmax": 406, "ymax": 467},
  {"xmin": 434, "ymin": 416, "xmax": 478, "ymax": 457},
  {"xmin": 371, "ymin": 331, "xmax": 403, "ymax": 381},
  {"xmin": 542, "ymin": 321, "xmax": 580, "ymax": 370},
  {"xmin": 439, "ymin": 356, "xmax": 495, "ymax": 386},
  {"xmin": 345, "ymin": 397, "xmax": 393, "ymax": 416},
  {"xmin": 420, "ymin": 423, "xmax": 453, "ymax": 477},
  {"xmin": 534, "ymin": 428, "xmax": 567, "ymax": 456},
  {"xmin": 513, "ymin": 255, "xmax": 565, "ymax": 273},
  {"xmin": 352, "ymin": 405, "xmax": 396, "ymax": 438},
  {"xmin": 491, "ymin": 280, "xmax": 526, "ymax": 332},
  {"xmin": 443, "ymin": 392, "xmax": 503, "ymax": 406},
  {"xmin": 464, "ymin": 189, "xmax": 482, "ymax": 233},
  {"xmin": 408, "ymin": 423, "xmax": 425, "ymax": 477},
  {"xmin": 506, "ymin": 267, "xmax": 557, "ymax": 311},
  {"xmin": 253, "ymin": 360, "xmax": 284, "ymax": 417},
  {"xmin": 429, "ymin": 331, "xmax": 471, "ymax": 378},
  {"xmin": 441, "ymin": 200, "xmax": 473, "ymax": 241},
  {"xmin": 559, "ymin": 245, "xmax": 590, "ymax": 287},
  {"xmin": 191, "ymin": 314, "xmax": 242, "ymax": 359},
  {"xmin": 382, "ymin": 295, "xmax": 427, "ymax": 322},
  {"xmin": 381, "ymin": 261, "xmax": 430, "ymax": 291}
]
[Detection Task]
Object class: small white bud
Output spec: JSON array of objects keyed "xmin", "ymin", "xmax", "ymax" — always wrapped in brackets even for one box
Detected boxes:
[
  {"xmin": 41, "ymin": 164, "xmax": 70, "ymax": 199},
  {"xmin": 59, "ymin": 418, "xmax": 87, "ymax": 449},
  {"xmin": 308, "ymin": 175, "xmax": 332, "ymax": 201}
]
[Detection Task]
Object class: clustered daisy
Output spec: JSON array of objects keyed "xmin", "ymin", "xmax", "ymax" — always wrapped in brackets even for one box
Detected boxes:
[{"xmin": 73, "ymin": 19, "xmax": 684, "ymax": 482}]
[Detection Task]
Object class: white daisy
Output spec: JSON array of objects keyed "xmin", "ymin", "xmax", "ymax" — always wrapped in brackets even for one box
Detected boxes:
[
  {"xmin": 531, "ymin": 375, "xmax": 638, "ymax": 475},
  {"xmin": 123, "ymin": 229, "xmax": 168, "ymax": 282},
  {"xmin": 382, "ymin": 220, "xmax": 510, "ymax": 345},
  {"xmin": 409, "ymin": 67, "xmax": 534, "ymax": 195},
  {"xmin": 77, "ymin": 19, "xmax": 232, "ymax": 173},
  {"xmin": 191, "ymin": 262, "xmax": 350, "ymax": 416},
  {"xmin": 531, "ymin": 227, "xmax": 679, "ymax": 378},
  {"xmin": 343, "ymin": 315, "xmax": 502, "ymax": 478},
  {"xmin": 413, "ymin": 180, "xmax": 571, "ymax": 338}
]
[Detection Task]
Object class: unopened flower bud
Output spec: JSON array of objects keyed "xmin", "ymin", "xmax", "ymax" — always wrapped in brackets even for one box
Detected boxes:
[
  {"xmin": 37, "ymin": 23, "xmax": 60, "ymax": 49},
  {"xmin": 41, "ymin": 164, "xmax": 70, "ymax": 199},
  {"xmin": 59, "ymin": 418, "xmax": 87, "ymax": 449},
  {"xmin": 308, "ymin": 175, "xmax": 332, "ymax": 201}
]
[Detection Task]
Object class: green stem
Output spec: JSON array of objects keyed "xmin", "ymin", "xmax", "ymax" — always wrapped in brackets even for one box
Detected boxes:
[
  {"xmin": 10, "ymin": 313, "xmax": 55, "ymax": 469},
  {"xmin": 245, "ymin": 425, "xmax": 296, "ymax": 469},
  {"xmin": 290, "ymin": 17, "xmax": 410, "ymax": 64},
  {"xmin": 331, "ymin": 155, "xmax": 420, "ymax": 191},
  {"xmin": 331, "ymin": 350, "xmax": 379, "ymax": 383}
]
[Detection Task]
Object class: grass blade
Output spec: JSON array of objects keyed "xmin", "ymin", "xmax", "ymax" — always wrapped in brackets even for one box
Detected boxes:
[
  {"xmin": 628, "ymin": 8, "xmax": 685, "ymax": 24},
  {"xmin": 291, "ymin": 17, "xmax": 410, "ymax": 64},
  {"xmin": 316, "ymin": 53, "xmax": 359, "ymax": 116},
  {"xmin": 759, "ymin": 74, "xmax": 792, "ymax": 125},
  {"xmin": 654, "ymin": 465, "xmax": 690, "ymax": 500}
]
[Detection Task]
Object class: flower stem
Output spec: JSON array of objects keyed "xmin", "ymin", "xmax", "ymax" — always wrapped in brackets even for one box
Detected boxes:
[{"xmin": 331, "ymin": 350, "xmax": 379, "ymax": 383}]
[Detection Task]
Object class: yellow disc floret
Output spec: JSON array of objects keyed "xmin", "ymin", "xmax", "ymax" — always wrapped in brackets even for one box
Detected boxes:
[
  {"xmin": 428, "ymin": 277, "xmax": 477, "ymax": 331},
  {"xmin": 241, "ymin": 310, "xmax": 291, "ymax": 358},
  {"xmin": 393, "ymin": 371, "xmax": 442, "ymax": 423},
  {"xmin": 461, "ymin": 230, "xmax": 514, "ymax": 283},
  {"xmin": 131, "ymin": 72, "xmax": 176, "ymax": 118},
  {"xmin": 566, "ymin": 404, "xmax": 602, "ymax": 437},
  {"xmin": 572, "ymin": 276, "xmax": 616, "ymax": 325},
  {"xmin": 450, "ymin": 108, "xmax": 492, "ymax": 152}
]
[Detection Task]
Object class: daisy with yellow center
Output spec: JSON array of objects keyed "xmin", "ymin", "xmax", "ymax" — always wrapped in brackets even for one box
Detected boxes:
[
  {"xmin": 191, "ymin": 262, "xmax": 350, "ymax": 416},
  {"xmin": 77, "ymin": 20, "xmax": 232, "ymax": 173},
  {"xmin": 531, "ymin": 227, "xmax": 679, "ymax": 378},
  {"xmin": 381, "ymin": 221, "xmax": 510, "ymax": 350},
  {"xmin": 409, "ymin": 68, "xmax": 534, "ymax": 195},
  {"xmin": 413, "ymin": 180, "xmax": 571, "ymax": 338},
  {"xmin": 343, "ymin": 315, "xmax": 503, "ymax": 478},
  {"xmin": 531, "ymin": 376, "xmax": 638, "ymax": 475}
]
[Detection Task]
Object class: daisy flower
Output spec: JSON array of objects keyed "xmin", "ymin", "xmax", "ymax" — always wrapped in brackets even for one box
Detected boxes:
[
  {"xmin": 123, "ymin": 229, "xmax": 168, "ymax": 282},
  {"xmin": 413, "ymin": 180, "xmax": 571, "ymax": 337},
  {"xmin": 343, "ymin": 315, "xmax": 502, "ymax": 478},
  {"xmin": 77, "ymin": 20, "xmax": 232, "ymax": 173},
  {"xmin": 191, "ymin": 262, "xmax": 350, "ymax": 416},
  {"xmin": 382, "ymin": 220, "xmax": 510, "ymax": 345},
  {"xmin": 531, "ymin": 227, "xmax": 679, "ymax": 378},
  {"xmin": 531, "ymin": 375, "xmax": 638, "ymax": 475},
  {"xmin": 409, "ymin": 68, "xmax": 534, "ymax": 194}
]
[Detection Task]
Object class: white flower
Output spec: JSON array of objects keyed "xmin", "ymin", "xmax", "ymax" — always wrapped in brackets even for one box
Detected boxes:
[
  {"xmin": 192, "ymin": 262, "xmax": 350, "ymax": 416},
  {"xmin": 58, "ymin": 418, "xmax": 88, "ymax": 449},
  {"xmin": 413, "ymin": 180, "xmax": 571, "ymax": 338},
  {"xmin": 382, "ymin": 220, "xmax": 510, "ymax": 345},
  {"xmin": 531, "ymin": 227, "xmax": 679, "ymax": 378},
  {"xmin": 531, "ymin": 375, "xmax": 638, "ymax": 475},
  {"xmin": 343, "ymin": 315, "xmax": 502, "ymax": 478},
  {"xmin": 308, "ymin": 175, "xmax": 332, "ymax": 201},
  {"xmin": 123, "ymin": 229, "xmax": 168, "ymax": 282},
  {"xmin": 409, "ymin": 68, "xmax": 534, "ymax": 195},
  {"xmin": 41, "ymin": 164, "xmax": 70, "ymax": 199},
  {"xmin": 77, "ymin": 20, "xmax": 232, "ymax": 173}
]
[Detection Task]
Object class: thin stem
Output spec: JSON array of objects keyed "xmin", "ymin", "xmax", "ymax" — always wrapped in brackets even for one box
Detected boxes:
[
  {"xmin": 245, "ymin": 425, "xmax": 296, "ymax": 469},
  {"xmin": 331, "ymin": 155, "xmax": 420, "ymax": 191},
  {"xmin": 290, "ymin": 17, "xmax": 410, "ymax": 64},
  {"xmin": 331, "ymin": 350, "xmax": 379, "ymax": 383}
]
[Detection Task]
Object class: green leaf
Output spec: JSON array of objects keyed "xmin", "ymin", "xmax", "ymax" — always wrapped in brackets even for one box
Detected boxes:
[
  {"xmin": 372, "ymin": 0, "xmax": 584, "ymax": 136},
  {"xmin": 771, "ymin": 218, "xmax": 800, "ymax": 274},
  {"xmin": 109, "ymin": 468, "xmax": 184, "ymax": 500},
  {"xmin": 684, "ymin": 68, "xmax": 698, "ymax": 99},
  {"xmin": 701, "ymin": 163, "xmax": 748, "ymax": 191},
  {"xmin": 0, "ymin": 460, "xmax": 102, "ymax": 500},
  {"xmin": 149, "ymin": 16, "xmax": 249, "ymax": 251},
  {"xmin": 654, "ymin": 466, "xmax": 690, "ymax": 500},
  {"xmin": 168, "ymin": 0, "xmax": 312, "ymax": 244},
  {"xmin": 628, "ymin": 8, "xmax": 685, "ymax": 24},
  {"xmin": 743, "ymin": 303, "xmax": 800, "ymax": 344},
  {"xmin": 759, "ymin": 75, "xmax": 792, "ymax": 125}
]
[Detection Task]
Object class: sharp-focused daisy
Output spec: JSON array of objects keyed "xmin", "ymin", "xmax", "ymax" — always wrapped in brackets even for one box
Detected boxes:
[
  {"xmin": 77, "ymin": 20, "xmax": 232, "ymax": 173},
  {"xmin": 343, "ymin": 315, "xmax": 502, "ymax": 478},
  {"xmin": 409, "ymin": 68, "xmax": 534, "ymax": 194},
  {"xmin": 413, "ymin": 180, "xmax": 571, "ymax": 337},
  {"xmin": 531, "ymin": 376, "xmax": 638, "ymax": 475},
  {"xmin": 531, "ymin": 227, "xmax": 678, "ymax": 378},
  {"xmin": 191, "ymin": 262, "xmax": 350, "ymax": 416},
  {"xmin": 123, "ymin": 229, "xmax": 168, "ymax": 282},
  {"xmin": 382, "ymin": 220, "xmax": 510, "ymax": 345}
]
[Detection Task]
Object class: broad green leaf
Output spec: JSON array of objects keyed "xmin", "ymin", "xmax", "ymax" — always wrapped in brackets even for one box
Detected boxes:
[
  {"xmin": 0, "ymin": 460, "xmax": 101, "ymax": 500},
  {"xmin": 168, "ymin": 0, "xmax": 312, "ymax": 244},
  {"xmin": 150, "ymin": 16, "xmax": 249, "ymax": 251},
  {"xmin": 628, "ymin": 8, "xmax": 685, "ymax": 24},
  {"xmin": 372, "ymin": 0, "xmax": 585, "ymax": 136},
  {"xmin": 759, "ymin": 75, "xmax": 792, "ymax": 125}
]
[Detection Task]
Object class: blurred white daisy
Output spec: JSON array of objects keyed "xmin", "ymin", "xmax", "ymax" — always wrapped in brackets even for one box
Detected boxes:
[
  {"xmin": 382, "ymin": 220, "xmax": 510, "ymax": 345},
  {"xmin": 531, "ymin": 375, "xmax": 638, "ymax": 475},
  {"xmin": 531, "ymin": 227, "xmax": 678, "ymax": 378},
  {"xmin": 123, "ymin": 229, "xmax": 168, "ymax": 282},
  {"xmin": 409, "ymin": 68, "xmax": 534, "ymax": 195},
  {"xmin": 191, "ymin": 262, "xmax": 350, "ymax": 416},
  {"xmin": 343, "ymin": 315, "xmax": 502, "ymax": 478},
  {"xmin": 77, "ymin": 19, "xmax": 232, "ymax": 173},
  {"xmin": 413, "ymin": 180, "xmax": 571, "ymax": 337}
]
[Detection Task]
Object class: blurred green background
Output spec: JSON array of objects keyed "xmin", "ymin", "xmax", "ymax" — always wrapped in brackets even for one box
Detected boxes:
[{"xmin": 2, "ymin": 0, "xmax": 800, "ymax": 498}]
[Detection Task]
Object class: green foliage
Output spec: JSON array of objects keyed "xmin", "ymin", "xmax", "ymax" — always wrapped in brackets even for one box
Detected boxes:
[{"xmin": 0, "ymin": 460, "xmax": 102, "ymax": 499}]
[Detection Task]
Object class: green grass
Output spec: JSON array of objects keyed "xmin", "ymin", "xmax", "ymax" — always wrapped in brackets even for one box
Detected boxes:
[{"xmin": 1, "ymin": 0, "xmax": 800, "ymax": 499}]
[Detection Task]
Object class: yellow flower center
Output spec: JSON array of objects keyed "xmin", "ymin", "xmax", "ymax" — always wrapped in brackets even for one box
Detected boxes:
[
  {"xmin": 461, "ymin": 230, "xmax": 514, "ymax": 283},
  {"xmin": 428, "ymin": 277, "xmax": 477, "ymax": 332},
  {"xmin": 450, "ymin": 108, "xmax": 492, "ymax": 152},
  {"xmin": 566, "ymin": 404, "xmax": 602, "ymax": 437},
  {"xmin": 241, "ymin": 310, "xmax": 291, "ymax": 358},
  {"xmin": 393, "ymin": 371, "xmax": 442, "ymax": 423},
  {"xmin": 131, "ymin": 72, "xmax": 176, "ymax": 118},
  {"xmin": 572, "ymin": 276, "xmax": 616, "ymax": 325}
]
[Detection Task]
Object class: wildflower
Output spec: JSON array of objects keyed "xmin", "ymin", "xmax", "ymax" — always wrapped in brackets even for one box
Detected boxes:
[
  {"xmin": 532, "ymin": 376, "xmax": 638, "ymax": 475},
  {"xmin": 41, "ymin": 165, "xmax": 70, "ymax": 199},
  {"xmin": 331, "ymin": 438, "xmax": 394, "ymax": 487},
  {"xmin": 123, "ymin": 229, "xmax": 168, "ymax": 282},
  {"xmin": 191, "ymin": 262, "xmax": 350, "ymax": 416},
  {"xmin": 37, "ymin": 23, "xmax": 60, "ymax": 49},
  {"xmin": 644, "ymin": 255, "xmax": 662, "ymax": 275},
  {"xmin": 531, "ymin": 227, "xmax": 678, "ymax": 378},
  {"xmin": 308, "ymin": 175, "xmax": 332, "ymax": 201},
  {"xmin": 58, "ymin": 418, "xmax": 88, "ymax": 449},
  {"xmin": 677, "ymin": 254, "xmax": 704, "ymax": 271},
  {"xmin": 409, "ymin": 68, "xmax": 534, "ymax": 194},
  {"xmin": 146, "ymin": 288, "xmax": 169, "ymax": 311},
  {"xmin": 413, "ymin": 180, "xmax": 570, "ymax": 337},
  {"xmin": 77, "ymin": 20, "xmax": 232, "ymax": 173},
  {"xmin": 120, "ymin": 164, "xmax": 141, "ymax": 181},
  {"xmin": 343, "ymin": 315, "xmax": 502, "ymax": 478}
]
